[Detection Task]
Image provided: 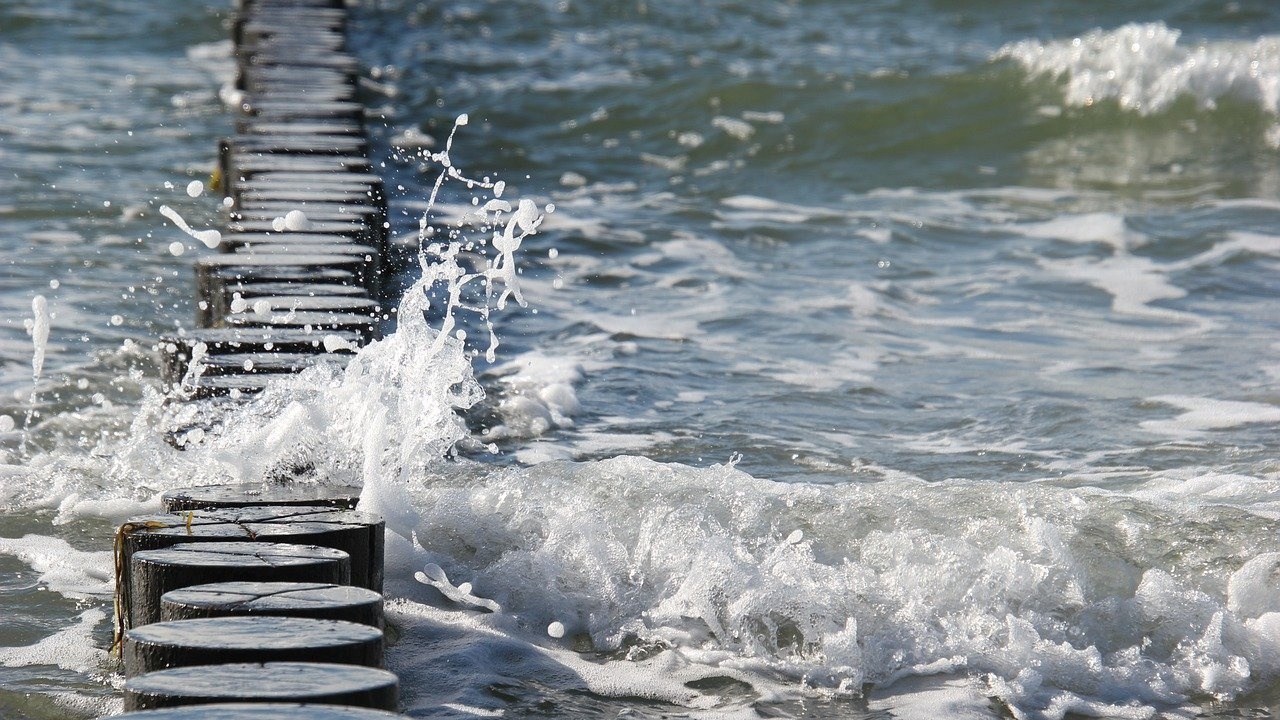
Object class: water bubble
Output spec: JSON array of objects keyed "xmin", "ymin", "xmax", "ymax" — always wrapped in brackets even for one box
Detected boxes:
[
  {"xmin": 76, "ymin": 379, "xmax": 88, "ymax": 389},
  {"xmin": 283, "ymin": 210, "xmax": 310, "ymax": 231},
  {"xmin": 547, "ymin": 622, "xmax": 566, "ymax": 638},
  {"xmin": 271, "ymin": 216, "xmax": 287, "ymax": 232},
  {"xmin": 322, "ymin": 335, "xmax": 356, "ymax": 353},
  {"xmin": 48, "ymin": 279, "xmax": 59, "ymax": 289},
  {"xmin": 186, "ymin": 180, "xmax": 204, "ymax": 198},
  {"xmin": 168, "ymin": 241, "xmax": 185, "ymax": 256},
  {"xmin": 109, "ymin": 315, "xmax": 124, "ymax": 326},
  {"xmin": 786, "ymin": 529, "xmax": 804, "ymax": 544},
  {"xmin": 548, "ymin": 248, "xmax": 559, "ymax": 259}
]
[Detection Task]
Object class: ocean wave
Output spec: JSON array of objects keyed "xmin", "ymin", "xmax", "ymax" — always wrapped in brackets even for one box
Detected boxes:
[{"xmin": 997, "ymin": 22, "xmax": 1280, "ymax": 117}]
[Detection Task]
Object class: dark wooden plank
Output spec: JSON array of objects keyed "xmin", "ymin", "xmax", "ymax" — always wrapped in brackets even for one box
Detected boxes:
[
  {"xmin": 120, "ymin": 506, "xmax": 385, "ymax": 598},
  {"xmin": 123, "ymin": 664, "xmax": 398, "ymax": 712},
  {"xmin": 159, "ymin": 327, "xmax": 361, "ymax": 379},
  {"xmin": 163, "ymin": 482, "xmax": 362, "ymax": 511},
  {"xmin": 124, "ymin": 616, "xmax": 383, "ymax": 676},
  {"xmin": 114, "ymin": 702, "xmax": 405, "ymax": 719},
  {"xmin": 161, "ymin": 580, "xmax": 382, "ymax": 627},
  {"xmin": 126, "ymin": 541, "xmax": 350, "ymax": 629},
  {"xmin": 193, "ymin": 351, "xmax": 349, "ymax": 377}
]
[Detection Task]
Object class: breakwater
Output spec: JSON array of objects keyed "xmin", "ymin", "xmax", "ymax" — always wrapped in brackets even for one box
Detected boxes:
[{"xmin": 110, "ymin": 0, "xmax": 411, "ymax": 716}]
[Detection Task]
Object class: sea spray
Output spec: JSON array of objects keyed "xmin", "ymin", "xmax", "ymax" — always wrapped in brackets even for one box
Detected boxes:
[
  {"xmin": 158, "ymin": 204, "xmax": 221, "ymax": 249},
  {"xmin": 19, "ymin": 295, "xmax": 51, "ymax": 453},
  {"xmin": 412, "ymin": 114, "xmax": 548, "ymax": 362},
  {"xmin": 96, "ymin": 115, "xmax": 549, "ymax": 498}
]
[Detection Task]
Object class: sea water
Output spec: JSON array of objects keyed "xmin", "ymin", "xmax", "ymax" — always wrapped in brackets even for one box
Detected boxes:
[{"xmin": 4, "ymin": 1, "xmax": 1280, "ymax": 719}]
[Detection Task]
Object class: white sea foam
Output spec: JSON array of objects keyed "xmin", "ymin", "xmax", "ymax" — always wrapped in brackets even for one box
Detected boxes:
[
  {"xmin": 1019, "ymin": 212, "xmax": 1135, "ymax": 249},
  {"xmin": 0, "ymin": 535, "xmax": 113, "ymax": 599},
  {"xmin": 0, "ymin": 607, "xmax": 109, "ymax": 673},
  {"xmin": 1037, "ymin": 253, "xmax": 1191, "ymax": 320},
  {"xmin": 481, "ymin": 352, "xmax": 582, "ymax": 441},
  {"xmin": 1141, "ymin": 395, "xmax": 1280, "ymax": 436},
  {"xmin": 998, "ymin": 23, "xmax": 1280, "ymax": 116},
  {"xmin": 10, "ymin": 295, "xmax": 1280, "ymax": 720}
]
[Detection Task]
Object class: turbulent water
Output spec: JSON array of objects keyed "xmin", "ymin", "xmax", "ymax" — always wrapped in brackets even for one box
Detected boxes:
[{"xmin": 4, "ymin": 1, "xmax": 1280, "ymax": 719}]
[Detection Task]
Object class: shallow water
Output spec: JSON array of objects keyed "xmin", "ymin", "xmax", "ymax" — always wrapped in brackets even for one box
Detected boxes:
[{"xmin": 4, "ymin": 1, "xmax": 1280, "ymax": 719}]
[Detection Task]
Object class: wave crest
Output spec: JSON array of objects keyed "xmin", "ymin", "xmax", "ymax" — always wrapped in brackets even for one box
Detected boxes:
[{"xmin": 997, "ymin": 22, "xmax": 1280, "ymax": 116}]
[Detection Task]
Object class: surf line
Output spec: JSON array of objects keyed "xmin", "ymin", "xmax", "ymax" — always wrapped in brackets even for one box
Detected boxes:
[{"xmin": 110, "ymin": 0, "xmax": 409, "ymax": 716}]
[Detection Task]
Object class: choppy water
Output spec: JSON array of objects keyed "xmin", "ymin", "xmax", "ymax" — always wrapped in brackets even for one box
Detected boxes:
[{"xmin": 4, "ymin": 1, "xmax": 1280, "ymax": 718}]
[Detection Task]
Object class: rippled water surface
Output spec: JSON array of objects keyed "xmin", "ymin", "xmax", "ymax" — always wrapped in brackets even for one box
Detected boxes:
[{"xmin": 4, "ymin": 1, "xmax": 1280, "ymax": 719}]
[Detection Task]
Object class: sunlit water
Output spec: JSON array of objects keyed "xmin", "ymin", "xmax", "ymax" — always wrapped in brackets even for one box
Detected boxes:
[{"xmin": 4, "ymin": 1, "xmax": 1280, "ymax": 719}]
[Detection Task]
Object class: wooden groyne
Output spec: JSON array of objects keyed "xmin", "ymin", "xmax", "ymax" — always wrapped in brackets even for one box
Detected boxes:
[
  {"xmin": 159, "ymin": 0, "xmax": 392, "ymax": 401},
  {"xmin": 107, "ymin": 0, "xmax": 413, "ymax": 716}
]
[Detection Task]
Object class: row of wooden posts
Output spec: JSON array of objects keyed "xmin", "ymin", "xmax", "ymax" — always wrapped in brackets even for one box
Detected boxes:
[
  {"xmin": 111, "ymin": 0, "xmax": 413, "ymax": 716},
  {"xmin": 109, "ymin": 484, "xmax": 404, "ymax": 718},
  {"xmin": 160, "ymin": 0, "xmax": 397, "ymax": 400}
]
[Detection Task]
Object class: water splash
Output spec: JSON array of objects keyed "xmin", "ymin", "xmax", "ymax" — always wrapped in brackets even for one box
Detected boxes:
[
  {"xmin": 414, "ymin": 115, "xmax": 551, "ymax": 362},
  {"xmin": 158, "ymin": 204, "xmax": 222, "ymax": 249},
  {"xmin": 19, "ymin": 294, "xmax": 50, "ymax": 453}
]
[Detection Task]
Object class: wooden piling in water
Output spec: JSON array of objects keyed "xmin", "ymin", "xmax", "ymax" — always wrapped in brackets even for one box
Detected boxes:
[
  {"xmin": 124, "ymin": 616, "xmax": 384, "ymax": 676},
  {"xmin": 160, "ymin": 581, "xmax": 384, "ymax": 627},
  {"xmin": 123, "ymin": 663, "xmax": 399, "ymax": 711},
  {"xmin": 104, "ymin": 0, "xmax": 422, "ymax": 715}
]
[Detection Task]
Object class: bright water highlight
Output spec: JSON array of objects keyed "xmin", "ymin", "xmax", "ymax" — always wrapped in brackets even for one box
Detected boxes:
[{"xmin": 4, "ymin": 1, "xmax": 1280, "ymax": 719}]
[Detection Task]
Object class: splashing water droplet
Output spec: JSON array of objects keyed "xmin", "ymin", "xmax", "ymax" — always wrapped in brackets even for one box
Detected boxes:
[
  {"xmin": 159, "ymin": 205, "xmax": 221, "ymax": 249},
  {"xmin": 29, "ymin": 296, "xmax": 49, "ymax": 380},
  {"xmin": 283, "ymin": 210, "xmax": 311, "ymax": 231}
]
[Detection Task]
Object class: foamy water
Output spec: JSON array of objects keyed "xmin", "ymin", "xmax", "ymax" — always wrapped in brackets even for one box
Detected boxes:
[{"xmin": 5, "ymin": 1, "xmax": 1280, "ymax": 719}]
